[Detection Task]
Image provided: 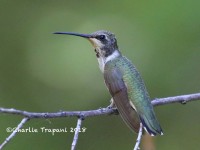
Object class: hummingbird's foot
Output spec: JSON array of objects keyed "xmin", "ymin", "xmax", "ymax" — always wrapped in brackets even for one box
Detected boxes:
[
  {"xmin": 111, "ymin": 108, "xmax": 119, "ymax": 115},
  {"xmin": 107, "ymin": 105, "xmax": 114, "ymax": 109},
  {"xmin": 107, "ymin": 98, "xmax": 116, "ymax": 108},
  {"xmin": 106, "ymin": 98, "xmax": 119, "ymax": 115}
]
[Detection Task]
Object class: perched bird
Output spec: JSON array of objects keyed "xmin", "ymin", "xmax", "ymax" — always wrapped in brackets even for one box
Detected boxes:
[{"xmin": 54, "ymin": 30, "xmax": 163, "ymax": 136}]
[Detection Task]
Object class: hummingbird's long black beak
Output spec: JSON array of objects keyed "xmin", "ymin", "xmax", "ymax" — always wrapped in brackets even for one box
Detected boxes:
[{"xmin": 53, "ymin": 32, "xmax": 93, "ymax": 38}]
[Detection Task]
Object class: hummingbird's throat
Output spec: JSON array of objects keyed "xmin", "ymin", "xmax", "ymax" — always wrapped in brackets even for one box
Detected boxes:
[
  {"xmin": 88, "ymin": 37, "xmax": 120, "ymax": 61},
  {"xmin": 94, "ymin": 49, "xmax": 100, "ymax": 58},
  {"xmin": 94, "ymin": 47, "xmax": 107, "ymax": 59}
]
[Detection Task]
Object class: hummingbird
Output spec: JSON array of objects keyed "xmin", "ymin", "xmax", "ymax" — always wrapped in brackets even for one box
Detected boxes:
[{"xmin": 54, "ymin": 30, "xmax": 163, "ymax": 136}]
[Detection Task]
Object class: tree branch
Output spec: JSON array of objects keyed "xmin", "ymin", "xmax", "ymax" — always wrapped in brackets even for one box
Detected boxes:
[
  {"xmin": 133, "ymin": 123, "xmax": 143, "ymax": 150},
  {"xmin": 0, "ymin": 93, "xmax": 199, "ymax": 119},
  {"xmin": 0, "ymin": 107, "xmax": 116, "ymax": 119},
  {"xmin": 71, "ymin": 117, "xmax": 83, "ymax": 150},
  {"xmin": 0, "ymin": 92, "xmax": 200, "ymax": 149},
  {"xmin": 152, "ymin": 93, "xmax": 200, "ymax": 106},
  {"xmin": 0, "ymin": 117, "xmax": 29, "ymax": 149}
]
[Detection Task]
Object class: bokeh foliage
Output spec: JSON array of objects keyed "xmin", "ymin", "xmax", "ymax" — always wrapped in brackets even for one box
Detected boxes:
[{"xmin": 0, "ymin": 0, "xmax": 200, "ymax": 149}]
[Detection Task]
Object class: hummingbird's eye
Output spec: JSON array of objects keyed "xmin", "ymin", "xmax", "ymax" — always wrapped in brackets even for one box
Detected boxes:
[{"xmin": 99, "ymin": 35, "xmax": 106, "ymax": 40}]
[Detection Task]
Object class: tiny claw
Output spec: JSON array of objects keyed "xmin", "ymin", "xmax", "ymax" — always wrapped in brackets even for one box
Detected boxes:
[
  {"xmin": 107, "ymin": 105, "xmax": 112, "ymax": 109},
  {"xmin": 112, "ymin": 108, "xmax": 119, "ymax": 115}
]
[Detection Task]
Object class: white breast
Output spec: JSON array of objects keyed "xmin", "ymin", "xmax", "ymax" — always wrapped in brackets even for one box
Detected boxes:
[
  {"xmin": 97, "ymin": 50, "xmax": 120, "ymax": 72},
  {"xmin": 97, "ymin": 57, "xmax": 105, "ymax": 72}
]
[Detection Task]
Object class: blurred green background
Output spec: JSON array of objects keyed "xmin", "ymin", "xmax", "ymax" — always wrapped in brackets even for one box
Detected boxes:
[{"xmin": 0, "ymin": 0, "xmax": 200, "ymax": 149}]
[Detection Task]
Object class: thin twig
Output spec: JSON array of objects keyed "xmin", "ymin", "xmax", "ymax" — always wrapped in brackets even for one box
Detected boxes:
[
  {"xmin": 0, "ymin": 117, "xmax": 29, "ymax": 150},
  {"xmin": 71, "ymin": 118, "xmax": 83, "ymax": 150},
  {"xmin": 133, "ymin": 123, "xmax": 143, "ymax": 150},
  {"xmin": 152, "ymin": 93, "xmax": 200, "ymax": 106}
]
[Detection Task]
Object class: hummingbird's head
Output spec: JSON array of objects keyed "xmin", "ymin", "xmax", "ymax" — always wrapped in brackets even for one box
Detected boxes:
[
  {"xmin": 54, "ymin": 30, "xmax": 120, "ymax": 59},
  {"xmin": 88, "ymin": 30, "xmax": 119, "ymax": 58}
]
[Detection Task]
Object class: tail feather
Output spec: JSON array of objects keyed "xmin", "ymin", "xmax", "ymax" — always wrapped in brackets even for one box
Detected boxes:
[{"xmin": 139, "ymin": 115, "xmax": 163, "ymax": 136}]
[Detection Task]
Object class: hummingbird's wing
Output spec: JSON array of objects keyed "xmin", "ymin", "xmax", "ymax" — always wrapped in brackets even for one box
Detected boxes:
[{"xmin": 104, "ymin": 66, "xmax": 140, "ymax": 133}]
